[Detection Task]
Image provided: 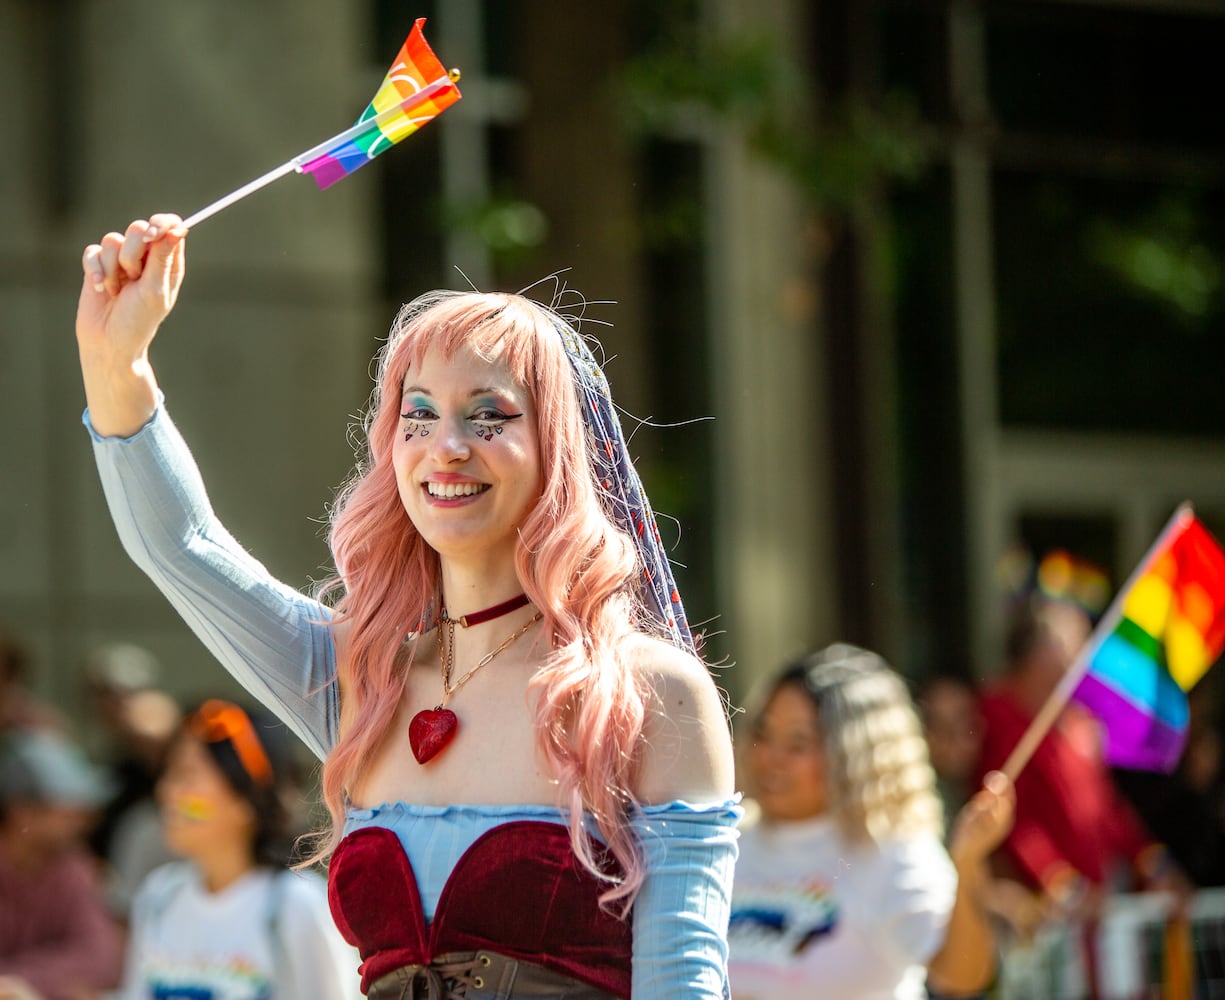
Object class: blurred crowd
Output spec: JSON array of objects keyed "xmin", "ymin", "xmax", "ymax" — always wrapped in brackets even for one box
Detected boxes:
[
  {"xmin": 726, "ymin": 590, "xmax": 1223, "ymax": 1000},
  {"xmin": 3, "ymin": 583, "xmax": 1223, "ymax": 1000},
  {"xmin": 0, "ymin": 632, "xmax": 359, "ymax": 1000}
]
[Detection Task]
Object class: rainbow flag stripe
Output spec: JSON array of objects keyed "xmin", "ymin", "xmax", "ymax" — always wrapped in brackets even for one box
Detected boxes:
[
  {"xmin": 300, "ymin": 19, "xmax": 460, "ymax": 190},
  {"xmin": 1073, "ymin": 511, "xmax": 1225, "ymax": 772}
]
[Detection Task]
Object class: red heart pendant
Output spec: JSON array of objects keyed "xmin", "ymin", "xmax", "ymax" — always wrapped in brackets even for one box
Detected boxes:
[{"xmin": 409, "ymin": 708, "xmax": 458, "ymax": 764}]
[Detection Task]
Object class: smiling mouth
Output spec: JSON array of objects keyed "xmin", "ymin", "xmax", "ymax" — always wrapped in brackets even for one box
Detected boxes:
[{"xmin": 425, "ymin": 482, "xmax": 490, "ymax": 499}]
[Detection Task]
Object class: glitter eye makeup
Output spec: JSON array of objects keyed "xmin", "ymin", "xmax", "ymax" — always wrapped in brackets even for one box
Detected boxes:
[{"xmin": 399, "ymin": 391, "xmax": 525, "ymax": 444}]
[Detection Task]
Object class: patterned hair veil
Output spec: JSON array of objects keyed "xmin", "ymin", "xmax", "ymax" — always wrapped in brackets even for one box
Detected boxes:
[{"xmin": 548, "ymin": 312, "xmax": 696, "ymax": 656}]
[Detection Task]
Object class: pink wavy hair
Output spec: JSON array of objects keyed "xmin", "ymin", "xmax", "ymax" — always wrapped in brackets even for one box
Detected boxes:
[{"xmin": 312, "ymin": 291, "xmax": 658, "ymax": 909}]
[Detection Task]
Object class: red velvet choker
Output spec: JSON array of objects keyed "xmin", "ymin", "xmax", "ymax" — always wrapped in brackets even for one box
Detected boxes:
[{"xmin": 443, "ymin": 592, "xmax": 530, "ymax": 628}]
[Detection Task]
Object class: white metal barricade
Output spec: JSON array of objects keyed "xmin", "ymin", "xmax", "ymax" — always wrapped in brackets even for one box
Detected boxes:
[{"xmin": 999, "ymin": 888, "xmax": 1225, "ymax": 1000}]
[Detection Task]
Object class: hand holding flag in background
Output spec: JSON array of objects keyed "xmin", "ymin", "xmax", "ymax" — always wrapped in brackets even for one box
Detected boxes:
[
  {"xmin": 183, "ymin": 18, "xmax": 459, "ymax": 228},
  {"xmin": 1003, "ymin": 504, "xmax": 1225, "ymax": 780}
]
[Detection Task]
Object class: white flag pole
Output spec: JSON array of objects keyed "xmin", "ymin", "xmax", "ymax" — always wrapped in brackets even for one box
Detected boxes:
[
  {"xmin": 1000, "ymin": 502, "xmax": 1193, "ymax": 782},
  {"xmin": 180, "ymin": 162, "xmax": 301, "ymax": 231},
  {"xmin": 182, "ymin": 70, "xmax": 460, "ymax": 230}
]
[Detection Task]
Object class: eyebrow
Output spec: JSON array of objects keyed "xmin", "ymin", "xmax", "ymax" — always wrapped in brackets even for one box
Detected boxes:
[{"xmin": 401, "ymin": 385, "xmax": 516, "ymax": 398}]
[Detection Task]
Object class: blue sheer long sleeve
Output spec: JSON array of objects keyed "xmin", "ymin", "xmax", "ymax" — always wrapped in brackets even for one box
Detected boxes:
[
  {"xmin": 84, "ymin": 400, "xmax": 339, "ymax": 760},
  {"xmin": 630, "ymin": 799, "xmax": 741, "ymax": 999}
]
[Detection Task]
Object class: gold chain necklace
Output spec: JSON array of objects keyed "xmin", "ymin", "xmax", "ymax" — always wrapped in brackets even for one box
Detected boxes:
[
  {"xmin": 407, "ymin": 602, "xmax": 542, "ymax": 765},
  {"xmin": 439, "ymin": 609, "xmax": 543, "ymax": 701}
]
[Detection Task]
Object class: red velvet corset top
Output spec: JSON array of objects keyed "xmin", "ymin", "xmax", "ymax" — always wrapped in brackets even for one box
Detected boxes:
[{"xmin": 327, "ymin": 820, "xmax": 632, "ymax": 997}]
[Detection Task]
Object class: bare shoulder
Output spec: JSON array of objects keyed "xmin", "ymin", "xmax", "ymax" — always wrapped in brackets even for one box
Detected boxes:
[{"xmin": 623, "ymin": 633, "xmax": 736, "ymax": 805}]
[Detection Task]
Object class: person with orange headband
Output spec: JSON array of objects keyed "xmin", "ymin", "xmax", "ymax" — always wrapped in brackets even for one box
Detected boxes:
[
  {"xmin": 77, "ymin": 214, "xmax": 736, "ymax": 999},
  {"xmin": 119, "ymin": 699, "xmax": 360, "ymax": 999}
]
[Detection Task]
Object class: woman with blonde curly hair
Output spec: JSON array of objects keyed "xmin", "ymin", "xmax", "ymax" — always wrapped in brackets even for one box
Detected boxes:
[
  {"xmin": 728, "ymin": 644, "xmax": 956, "ymax": 1000},
  {"xmin": 76, "ymin": 213, "xmax": 737, "ymax": 999}
]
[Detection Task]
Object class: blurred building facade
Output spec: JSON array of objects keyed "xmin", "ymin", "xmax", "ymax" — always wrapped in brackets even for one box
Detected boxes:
[{"xmin": 1, "ymin": 0, "xmax": 1223, "ymax": 716}]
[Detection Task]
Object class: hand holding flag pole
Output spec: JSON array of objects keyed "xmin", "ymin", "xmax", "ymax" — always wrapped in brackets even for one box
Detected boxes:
[
  {"xmin": 1001, "ymin": 502, "xmax": 1225, "ymax": 782},
  {"xmin": 181, "ymin": 18, "xmax": 460, "ymax": 231}
]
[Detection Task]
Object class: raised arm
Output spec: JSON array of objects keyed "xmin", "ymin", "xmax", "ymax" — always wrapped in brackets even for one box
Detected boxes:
[
  {"xmin": 77, "ymin": 213, "xmax": 186, "ymax": 436},
  {"xmin": 76, "ymin": 215, "xmax": 339, "ymax": 759},
  {"xmin": 926, "ymin": 771, "xmax": 1016, "ymax": 999}
]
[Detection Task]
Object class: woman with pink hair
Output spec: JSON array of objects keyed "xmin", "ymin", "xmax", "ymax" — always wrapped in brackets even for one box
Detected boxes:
[{"xmin": 77, "ymin": 213, "xmax": 738, "ymax": 999}]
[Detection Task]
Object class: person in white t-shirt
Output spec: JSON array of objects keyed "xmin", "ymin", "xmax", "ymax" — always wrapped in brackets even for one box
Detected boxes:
[
  {"xmin": 729, "ymin": 644, "xmax": 957, "ymax": 1000},
  {"xmin": 119, "ymin": 699, "xmax": 360, "ymax": 1000}
]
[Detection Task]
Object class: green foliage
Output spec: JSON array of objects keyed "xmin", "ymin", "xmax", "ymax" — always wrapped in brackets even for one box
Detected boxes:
[
  {"xmin": 1086, "ymin": 193, "xmax": 1222, "ymax": 322},
  {"xmin": 619, "ymin": 27, "xmax": 933, "ymax": 212},
  {"xmin": 638, "ymin": 188, "xmax": 705, "ymax": 252},
  {"xmin": 443, "ymin": 193, "xmax": 549, "ymax": 267}
]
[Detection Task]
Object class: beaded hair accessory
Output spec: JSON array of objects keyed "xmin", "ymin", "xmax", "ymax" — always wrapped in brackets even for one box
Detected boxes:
[{"xmin": 548, "ymin": 312, "xmax": 696, "ymax": 656}]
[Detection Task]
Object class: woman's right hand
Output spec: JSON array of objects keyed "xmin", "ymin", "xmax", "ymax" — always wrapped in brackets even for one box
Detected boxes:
[{"xmin": 77, "ymin": 213, "xmax": 188, "ymax": 436}]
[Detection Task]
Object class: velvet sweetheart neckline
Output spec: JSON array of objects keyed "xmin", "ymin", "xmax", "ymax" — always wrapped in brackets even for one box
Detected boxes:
[{"xmin": 327, "ymin": 819, "xmax": 632, "ymax": 997}]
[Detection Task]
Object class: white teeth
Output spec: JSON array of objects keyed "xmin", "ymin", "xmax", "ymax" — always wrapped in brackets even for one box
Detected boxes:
[{"xmin": 427, "ymin": 482, "xmax": 487, "ymax": 498}]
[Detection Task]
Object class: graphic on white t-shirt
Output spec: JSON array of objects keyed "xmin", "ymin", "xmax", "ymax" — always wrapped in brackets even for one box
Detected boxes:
[
  {"xmin": 145, "ymin": 952, "xmax": 272, "ymax": 1000},
  {"xmin": 728, "ymin": 879, "xmax": 840, "ymax": 962}
]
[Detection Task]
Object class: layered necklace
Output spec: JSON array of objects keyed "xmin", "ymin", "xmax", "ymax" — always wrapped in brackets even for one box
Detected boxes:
[{"xmin": 408, "ymin": 593, "xmax": 542, "ymax": 764}]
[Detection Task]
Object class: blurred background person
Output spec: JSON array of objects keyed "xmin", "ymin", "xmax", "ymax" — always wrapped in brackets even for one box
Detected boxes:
[
  {"xmin": 1113, "ymin": 678, "xmax": 1225, "ymax": 889},
  {"xmin": 0, "ymin": 630, "xmax": 66, "ymax": 737},
  {"xmin": 97, "ymin": 688, "xmax": 183, "ymax": 922},
  {"xmin": 82, "ymin": 644, "xmax": 162, "ymax": 742},
  {"xmin": 728, "ymin": 644, "xmax": 956, "ymax": 1000},
  {"xmin": 118, "ymin": 698, "xmax": 359, "ymax": 1000},
  {"xmin": 79, "ymin": 643, "xmax": 183, "ymax": 921},
  {"xmin": 0, "ymin": 729, "xmax": 124, "ymax": 1000},
  {"xmin": 919, "ymin": 675, "xmax": 984, "ymax": 834},
  {"xmin": 975, "ymin": 596, "xmax": 1191, "ymax": 917},
  {"xmin": 82, "ymin": 643, "xmax": 169, "ymax": 856},
  {"xmin": 920, "ymin": 674, "xmax": 1044, "ymax": 947}
]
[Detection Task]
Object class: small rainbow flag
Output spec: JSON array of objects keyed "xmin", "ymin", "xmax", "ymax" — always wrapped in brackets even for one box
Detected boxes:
[
  {"xmin": 300, "ymin": 18, "xmax": 461, "ymax": 189},
  {"xmin": 182, "ymin": 20, "xmax": 460, "ymax": 229},
  {"xmin": 1072, "ymin": 507, "xmax": 1225, "ymax": 772}
]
